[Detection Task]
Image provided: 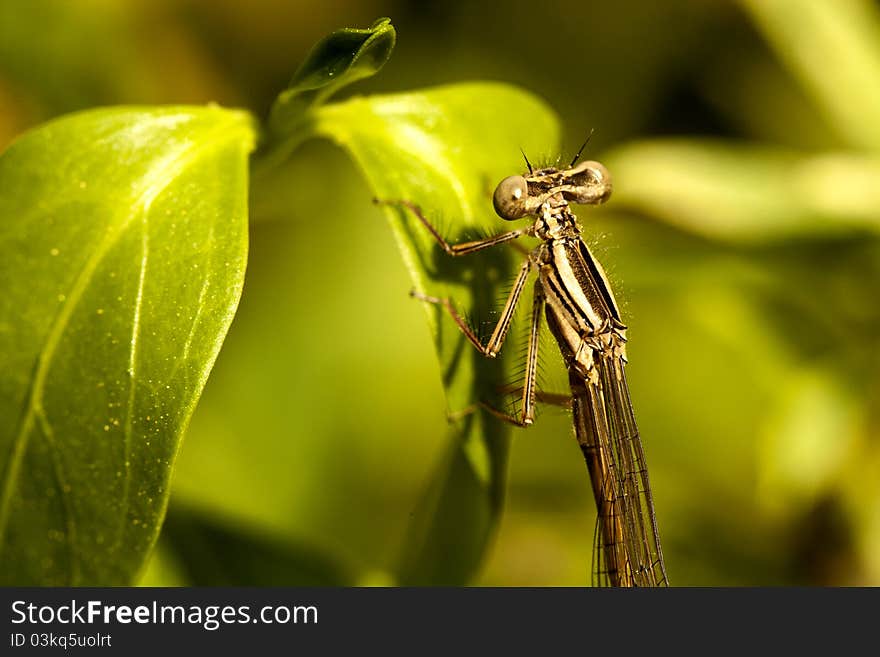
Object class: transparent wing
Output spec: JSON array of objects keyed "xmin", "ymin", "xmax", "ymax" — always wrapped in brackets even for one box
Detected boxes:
[
  {"xmin": 604, "ymin": 353, "xmax": 668, "ymax": 586},
  {"xmin": 591, "ymin": 506, "xmax": 609, "ymax": 587},
  {"xmin": 572, "ymin": 352, "xmax": 668, "ymax": 587}
]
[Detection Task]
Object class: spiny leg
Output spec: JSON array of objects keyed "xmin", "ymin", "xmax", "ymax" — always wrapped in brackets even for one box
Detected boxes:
[
  {"xmin": 379, "ymin": 196, "xmax": 541, "ymax": 424},
  {"xmin": 411, "ymin": 256, "xmax": 532, "ymax": 357},
  {"xmin": 520, "ymin": 282, "xmax": 544, "ymax": 424},
  {"xmin": 412, "ymin": 268, "xmax": 542, "ymax": 427},
  {"xmin": 448, "ymin": 389, "xmax": 570, "ymax": 426},
  {"xmin": 374, "ymin": 198, "xmax": 528, "ymax": 255},
  {"xmin": 497, "ymin": 384, "xmax": 571, "ymax": 407},
  {"xmin": 472, "ymin": 282, "xmax": 545, "ymax": 427}
]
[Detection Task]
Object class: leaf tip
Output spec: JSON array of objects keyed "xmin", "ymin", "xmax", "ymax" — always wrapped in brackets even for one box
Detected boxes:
[{"xmin": 267, "ymin": 18, "xmax": 397, "ymax": 139}]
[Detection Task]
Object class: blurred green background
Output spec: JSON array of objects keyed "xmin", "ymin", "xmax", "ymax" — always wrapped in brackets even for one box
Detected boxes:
[{"xmin": 3, "ymin": 0, "xmax": 880, "ymax": 586}]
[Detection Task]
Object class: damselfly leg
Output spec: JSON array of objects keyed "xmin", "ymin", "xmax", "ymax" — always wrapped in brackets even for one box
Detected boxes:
[
  {"xmin": 378, "ymin": 198, "xmax": 542, "ymax": 427},
  {"xmin": 374, "ymin": 199, "xmax": 528, "ymax": 256}
]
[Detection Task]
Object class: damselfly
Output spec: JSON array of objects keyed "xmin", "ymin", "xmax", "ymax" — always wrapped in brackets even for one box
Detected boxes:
[{"xmin": 377, "ymin": 145, "xmax": 668, "ymax": 587}]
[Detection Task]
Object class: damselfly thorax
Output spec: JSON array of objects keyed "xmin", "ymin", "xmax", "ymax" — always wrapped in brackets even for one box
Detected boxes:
[{"xmin": 376, "ymin": 149, "xmax": 668, "ymax": 587}]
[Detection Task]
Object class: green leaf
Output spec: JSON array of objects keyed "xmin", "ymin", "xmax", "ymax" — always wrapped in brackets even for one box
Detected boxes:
[
  {"xmin": 259, "ymin": 17, "xmax": 560, "ymax": 585},
  {"xmin": 278, "ymin": 80, "xmax": 559, "ymax": 582},
  {"xmin": 264, "ymin": 17, "xmax": 396, "ymax": 163},
  {"xmin": 0, "ymin": 106, "xmax": 255, "ymax": 584},
  {"xmin": 605, "ymin": 139, "xmax": 880, "ymax": 241},
  {"xmin": 396, "ymin": 417, "xmax": 509, "ymax": 585},
  {"xmin": 310, "ymin": 84, "xmax": 559, "ymax": 407},
  {"xmin": 740, "ymin": 0, "xmax": 880, "ymax": 151}
]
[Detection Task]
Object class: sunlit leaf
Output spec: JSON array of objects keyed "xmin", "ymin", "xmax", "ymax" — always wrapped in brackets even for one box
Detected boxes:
[
  {"xmin": 260, "ymin": 18, "xmax": 560, "ymax": 583},
  {"xmin": 0, "ymin": 106, "xmax": 255, "ymax": 584},
  {"xmin": 305, "ymin": 84, "xmax": 558, "ymax": 583},
  {"xmin": 264, "ymin": 17, "xmax": 396, "ymax": 167}
]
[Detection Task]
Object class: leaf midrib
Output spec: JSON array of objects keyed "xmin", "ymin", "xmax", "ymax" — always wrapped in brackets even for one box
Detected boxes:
[{"xmin": 0, "ymin": 117, "xmax": 246, "ymax": 573}]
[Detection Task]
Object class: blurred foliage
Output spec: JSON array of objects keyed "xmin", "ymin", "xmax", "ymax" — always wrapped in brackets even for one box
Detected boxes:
[{"xmin": 3, "ymin": 0, "xmax": 880, "ymax": 586}]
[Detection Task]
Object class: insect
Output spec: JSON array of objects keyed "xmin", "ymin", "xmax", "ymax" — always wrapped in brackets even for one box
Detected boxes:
[{"xmin": 376, "ymin": 143, "xmax": 668, "ymax": 587}]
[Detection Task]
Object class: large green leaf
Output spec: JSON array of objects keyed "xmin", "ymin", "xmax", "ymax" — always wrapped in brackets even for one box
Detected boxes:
[
  {"xmin": 0, "ymin": 106, "xmax": 255, "ymax": 584},
  {"xmin": 261, "ymin": 19, "xmax": 560, "ymax": 583},
  {"xmin": 308, "ymin": 86, "xmax": 558, "ymax": 584}
]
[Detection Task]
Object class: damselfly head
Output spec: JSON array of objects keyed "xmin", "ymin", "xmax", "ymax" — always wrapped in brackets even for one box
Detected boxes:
[{"xmin": 492, "ymin": 160, "xmax": 612, "ymax": 220}]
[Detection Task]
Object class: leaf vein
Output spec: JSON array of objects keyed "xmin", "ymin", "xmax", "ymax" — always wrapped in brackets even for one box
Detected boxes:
[
  {"xmin": 36, "ymin": 408, "xmax": 79, "ymax": 584},
  {"xmin": 0, "ymin": 120, "xmax": 241, "ymax": 555},
  {"xmin": 114, "ymin": 216, "xmax": 149, "ymax": 549}
]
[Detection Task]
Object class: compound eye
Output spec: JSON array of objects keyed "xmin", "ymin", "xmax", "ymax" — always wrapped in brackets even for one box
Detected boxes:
[
  {"xmin": 563, "ymin": 160, "xmax": 612, "ymax": 205},
  {"xmin": 492, "ymin": 175, "xmax": 530, "ymax": 220},
  {"xmin": 567, "ymin": 160, "xmax": 610, "ymax": 187}
]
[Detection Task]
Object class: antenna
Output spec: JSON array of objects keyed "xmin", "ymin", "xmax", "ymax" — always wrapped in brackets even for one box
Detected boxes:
[
  {"xmin": 569, "ymin": 128, "xmax": 595, "ymax": 167},
  {"xmin": 519, "ymin": 147, "xmax": 534, "ymax": 174}
]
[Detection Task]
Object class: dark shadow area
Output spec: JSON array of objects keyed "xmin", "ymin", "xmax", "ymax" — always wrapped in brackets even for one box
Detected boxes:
[{"xmin": 161, "ymin": 505, "xmax": 353, "ymax": 586}]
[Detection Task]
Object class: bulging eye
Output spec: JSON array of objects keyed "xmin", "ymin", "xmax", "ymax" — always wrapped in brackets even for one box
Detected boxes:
[
  {"xmin": 567, "ymin": 160, "xmax": 609, "ymax": 187},
  {"xmin": 493, "ymin": 175, "xmax": 530, "ymax": 220}
]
